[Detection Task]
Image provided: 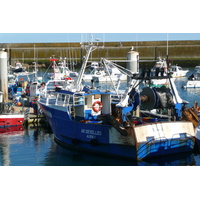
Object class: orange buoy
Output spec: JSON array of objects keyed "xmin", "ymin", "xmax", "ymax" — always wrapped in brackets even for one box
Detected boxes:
[{"xmin": 17, "ymin": 102, "xmax": 22, "ymax": 106}]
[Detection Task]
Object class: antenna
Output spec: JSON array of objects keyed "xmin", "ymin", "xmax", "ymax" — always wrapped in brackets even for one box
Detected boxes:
[
  {"xmin": 136, "ymin": 33, "xmax": 138, "ymax": 51},
  {"xmin": 167, "ymin": 33, "xmax": 169, "ymax": 56},
  {"xmin": 90, "ymin": 34, "xmax": 94, "ymax": 44},
  {"xmin": 166, "ymin": 33, "xmax": 169, "ymax": 65},
  {"xmin": 103, "ymin": 33, "xmax": 105, "ymax": 47}
]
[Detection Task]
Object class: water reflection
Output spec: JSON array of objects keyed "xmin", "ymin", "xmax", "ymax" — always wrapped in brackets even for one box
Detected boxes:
[
  {"xmin": 0, "ymin": 125, "xmax": 53, "ymax": 166},
  {"xmin": 44, "ymin": 142, "xmax": 137, "ymax": 166},
  {"xmin": 0, "ymin": 125, "xmax": 198, "ymax": 166},
  {"xmin": 0, "ymin": 126, "xmax": 24, "ymax": 166},
  {"xmin": 138, "ymin": 152, "xmax": 196, "ymax": 166},
  {"xmin": 44, "ymin": 138, "xmax": 196, "ymax": 166}
]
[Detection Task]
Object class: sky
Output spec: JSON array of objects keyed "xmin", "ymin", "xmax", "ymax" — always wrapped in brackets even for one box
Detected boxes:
[{"xmin": 1, "ymin": 33, "xmax": 200, "ymax": 43}]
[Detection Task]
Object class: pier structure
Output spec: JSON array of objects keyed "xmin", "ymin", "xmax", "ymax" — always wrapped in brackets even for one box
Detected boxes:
[{"xmin": 0, "ymin": 40, "xmax": 200, "ymax": 68}]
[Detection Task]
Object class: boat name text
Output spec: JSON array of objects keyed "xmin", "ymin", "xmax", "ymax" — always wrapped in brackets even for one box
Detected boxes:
[{"xmin": 81, "ymin": 129, "xmax": 102, "ymax": 136}]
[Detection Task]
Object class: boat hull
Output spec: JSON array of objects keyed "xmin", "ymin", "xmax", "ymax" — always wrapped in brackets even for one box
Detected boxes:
[
  {"xmin": 93, "ymin": 75, "xmax": 127, "ymax": 82},
  {"xmin": 137, "ymin": 137, "xmax": 195, "ymax": 160},
  {"xmin": 0, "ymin": 115, "xmax": 24, "ymax": 127},
  {"xmin": 184, "ymin": 81, "xmax": 200, "ymax": 88},
  {"xmin": 39, "ymin": 103, "xmax": 138, "ymax": 159},
  {"xmin": 172, "ymin": 73, "xmax": 188, "ymax": 78},
  {"xmin": 39, "ymin": 102, "xmax": 195, "ymax": 160},
  {"xmin": 194, "ymin": 121, "xmax": 200, "ymax": 150}
]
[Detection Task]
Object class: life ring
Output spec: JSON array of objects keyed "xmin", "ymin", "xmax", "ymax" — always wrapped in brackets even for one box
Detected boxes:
[
  {"xmin": 96, "ymin": 72, "xmax": 101, "ymax": 75},
  {"xmin": 92, "ymin": 101, "xmax": 103, "ymax": 112}
]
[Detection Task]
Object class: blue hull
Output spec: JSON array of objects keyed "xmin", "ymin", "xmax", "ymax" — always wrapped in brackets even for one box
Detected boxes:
[
  {"xmin": 40, "ymin": 104, "xmax": 137, "ymax": 159},
  {"xmin": 39, "ymin": 103, "xmax": 195, "ymax": 160},
  {"xmin": 137, "ymin": 139, "xmax": 195, "ymax": 160}
]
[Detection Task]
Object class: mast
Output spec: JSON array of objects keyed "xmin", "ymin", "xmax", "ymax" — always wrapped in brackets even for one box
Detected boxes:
[
  {"xmin": 49, "ymin": 55, "xmax": 59, "ymax": 80},
  {"xmin": 74, "ymin": 43, "xmax": 97, "ymax": 91},
  {"xmin": 166, "ymin": 33, "xmax": 169, "ymax": 66},
  {"xmin": 74, "ymin": 35, "xmax": 104, "ymax": 91}
]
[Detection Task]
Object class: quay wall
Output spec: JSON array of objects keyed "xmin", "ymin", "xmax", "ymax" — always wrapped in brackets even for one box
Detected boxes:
[{"xmin": 1, "ymin": 40, "xmax": 200, "ymax": 68}]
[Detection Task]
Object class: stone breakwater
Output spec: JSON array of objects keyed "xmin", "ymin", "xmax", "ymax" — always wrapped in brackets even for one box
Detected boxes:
[{"xmin": 1, "ymin": 40, "xmax": 200, "ymax": 68}]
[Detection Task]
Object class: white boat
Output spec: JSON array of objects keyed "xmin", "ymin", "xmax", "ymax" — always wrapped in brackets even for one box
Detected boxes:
[
  {"xmin": 140, "ymin": 58, "xmax": 174, "ymax": 86},
  {"xmin": 83, "ymin": 61, "xmax": 127, "ymax": 82},
  {"xmin": 46, "ymin": 57, "xmax": 78, "ymax": 81},
  {"xmin": 83, "ymin": 63, "xmax": 106, "ymax": 82},
  {"xmin": 183, "ymin": 70, "xmax": 200, "ymax": 88},
  {"xmin": 169, "ymin": 64, "xmax": 188, "ymax": 78},
  {"xmin": 10, "ymin": 62, "xmax": 25, "ymax": 73},
  {"xmin": 148, "ymin": 58, "xmax": 169, "ymax": 85},
  {"xmin": 35, "ymin": 59, "xmax": 75, "ymax": 96},
  {"xmin": 195, "ymin": 65, "xmax": 200, "ymax": 70},
  {"xmin": 90, "ymin": 61, "xmax": 99, "ymax": 69},
  {"xmin": 151, "ymin": 59, "xmax": 188, "ymax": 79},
  {"xmin": 92, "ymin": 66, "xmax": 127, "ymax": 82}
]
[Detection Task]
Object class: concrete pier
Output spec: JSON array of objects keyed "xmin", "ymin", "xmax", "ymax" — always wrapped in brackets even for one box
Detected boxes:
[
  {"xmin": 1, "ymin": 40, "xmax": 200, "ymax": 67},
  {"xmin": 12, "ymin": 103, "xmax": 46, "ymax": 125}
]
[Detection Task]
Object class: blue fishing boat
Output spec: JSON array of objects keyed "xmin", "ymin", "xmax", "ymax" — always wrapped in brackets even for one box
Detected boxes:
[{"xmin": 38, "ymin": 43, "xmax": 196, "ymax": 160}]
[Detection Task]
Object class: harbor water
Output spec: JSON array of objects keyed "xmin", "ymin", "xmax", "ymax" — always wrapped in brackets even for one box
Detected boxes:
[{"xmin": 1, "ymin": 67, "xmax": 200, "ymax": 166}]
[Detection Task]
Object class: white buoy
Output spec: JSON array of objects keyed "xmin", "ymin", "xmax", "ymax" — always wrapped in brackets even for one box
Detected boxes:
[
  {"xmin": 0, "ymin": 50, "xmax": 8, "ymax": 103},
  {"xmin": 126, "ymin": 49, "xmax": 140, "ymax": 117},
  {"xmin": 126, "ymin": 49, "xmax": 139, "ymax": 83},
  {"xmin": 126, "ymin": 49, "xmax": 139, "ymax": 72}
]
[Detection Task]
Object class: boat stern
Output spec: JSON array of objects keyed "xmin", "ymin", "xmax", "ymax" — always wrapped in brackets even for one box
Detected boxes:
[{"xmin": 134, "ymin": 121, "xmax": 195, "ymax": 160}]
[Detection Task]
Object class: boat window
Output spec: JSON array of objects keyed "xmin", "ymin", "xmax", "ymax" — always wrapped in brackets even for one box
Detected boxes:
[
  {"xmin": 94, "ymin": 94, "xmax": 101, "ymax": 99},
  {"xmin": 146, "ymin": 136, "xmax": 154, "ymax": 142},
  {"xmin": 155, "ymin": 64, "xmax": 161, "ymax": 68},
  {"xmin": 196, "ymin": 73, "xmax": 200, "ymax": 80},
  {"xmin": 179, "ymin": 133, "xmax": 186, "ymax": 139},
  {"xmin": 91, "ymin": 69, "xmax": 96, "ymax": 75}
]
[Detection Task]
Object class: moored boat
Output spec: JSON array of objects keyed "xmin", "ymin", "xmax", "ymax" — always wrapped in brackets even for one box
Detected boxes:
[
  {"xmin": 83, "ymin": 61, "xmax": 127, "ymax": 82},
  {"xmin": 0, "ymin": 91, "xmax": 25, "ymax": 128},
  {"xmin": 195, "ymin": 65, "xmax": 200, "ymax": 70},
  {"xmin": 83, "ymin": 62, "xmax": 106, "ymax": 82},
  {"xmin": 46, "ymin": 57, "xmax": 78, "ymax": 81},
  {"xmin": 169, "ymin": 64, "xmax": 188, "ymax": 78},
  {"xmin": 38, "ymin": 43, "xmax": 197, "ymax": 160},
  {"xmin": 0, "ymin": 114, "xmax": 24, "ymax": 127},
  {"xmin": 183, "ymin": 70, "xmax": 200, "ymax": 88},
  {"xmin": 92, "ymin": 65, "xmax": 127, "ymax": 82},
  {"xmin": 11, "ymin": 62, "xmax": 25, "ymax": 73},
  {"xmin": 151, "ymin": 58, "xmax": 188, "ymax": 78},
  {"xmin": 0, "ymin": 50, "xmax": 25, "ymax": 128}
]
